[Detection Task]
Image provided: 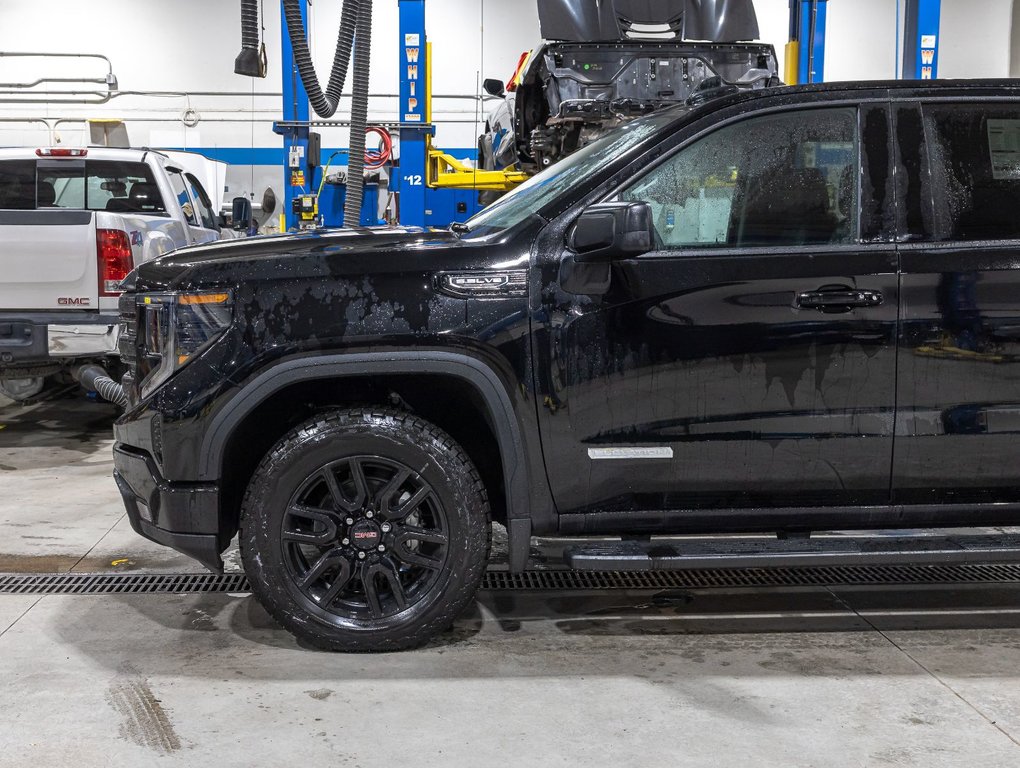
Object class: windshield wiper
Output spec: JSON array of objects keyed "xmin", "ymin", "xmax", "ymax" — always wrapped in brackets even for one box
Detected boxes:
[{"xmin": 449, "ymin": 222, "xmax": 470, "ymax": 234}]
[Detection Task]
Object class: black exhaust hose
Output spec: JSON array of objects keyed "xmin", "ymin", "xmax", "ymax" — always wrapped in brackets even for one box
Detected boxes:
[
  {"xmin": 235, "ymin": 0, "xmax": 262, "ymax": 77},
  {"xmin": 281, "ymin": 0, "xmax": 360, "ymax": 118},
  {"xmin": 76, "ymin": 365, "xmax": 127, "ymax": 409},
  {"xmin": 344, "ymin": 0, "xmax": 372, "ymax": 226}
]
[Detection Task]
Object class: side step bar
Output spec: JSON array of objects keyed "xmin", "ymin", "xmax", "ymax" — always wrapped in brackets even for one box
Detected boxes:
[{"xmin": 564, "ymin": 533, "xmax": 1020, "ymax": 571}]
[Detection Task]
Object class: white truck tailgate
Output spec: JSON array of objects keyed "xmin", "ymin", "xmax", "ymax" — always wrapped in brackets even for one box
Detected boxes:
[{"xmin": 0, "ymin": 210, "xmax": 98, "ymax": 311}]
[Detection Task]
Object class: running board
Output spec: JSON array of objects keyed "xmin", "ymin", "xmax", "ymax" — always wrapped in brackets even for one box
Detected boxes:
[{"xmin": 564, "ymin": 533, "xmax": 1020, "ymax": 571}]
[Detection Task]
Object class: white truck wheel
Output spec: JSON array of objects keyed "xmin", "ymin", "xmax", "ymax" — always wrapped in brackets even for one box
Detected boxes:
[{"xmin": 0, "ymin": 376, "xmax": 45, "ymax": 402}]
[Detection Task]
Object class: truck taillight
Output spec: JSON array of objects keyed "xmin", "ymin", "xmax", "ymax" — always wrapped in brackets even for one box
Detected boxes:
[
  {"xmin": 36, "ymin": 148, "xmax": 87, "ymax": 157},
  {"xmin": 97, "ymin": 229, "xmax": 133, "ymax": 296}
]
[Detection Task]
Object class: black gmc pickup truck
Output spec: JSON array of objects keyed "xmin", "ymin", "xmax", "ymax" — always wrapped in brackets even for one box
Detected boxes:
[{"xmin": 114, "ymin": 80, "xmax": 1020, "ymax": 650}]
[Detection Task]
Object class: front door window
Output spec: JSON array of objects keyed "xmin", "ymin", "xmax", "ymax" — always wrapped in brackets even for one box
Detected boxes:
[{"xmin": 621, "ymin": 107, "xmax": 859, "ymax": 249}]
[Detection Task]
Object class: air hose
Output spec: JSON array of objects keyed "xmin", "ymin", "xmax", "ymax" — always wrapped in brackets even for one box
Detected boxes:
[
  {"xmin": 266, "ymin": 0, "xmax": 374, "ymax": 227},
  {"xmin": 343, "ymin": 0, "xmax": 373, "ymax": 227},
  {"xmin": 281, "ymin": 0, "xmax": 360, "ymax": 119},
  {"xmin": 234, "ymin": 0, "xmax": 265, "ymax": 77},
  {"xmin": 75, "ymin": 365, "xmax": 127, "ymax": 409}
]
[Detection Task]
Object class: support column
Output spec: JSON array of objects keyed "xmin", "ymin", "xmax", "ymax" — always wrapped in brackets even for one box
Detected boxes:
[
  {"xmin": 397, "ymin": 0, "xmax": 429, "ymax": 228},
  {"xmin": 785, "ymin": 0, "xmax": 801, "ymax": 84},
  {"xmin": 902, "ymin": 0, "xmax": 942, "ymax": 80},
  {"xmin": 277, "ymin": 0, "xmax": 312, "ymax": 231},
  {"xmin": 797, "ymin": 0, "xmax": 828, "ymax": 85},
  {"xmin": 1010, "ymin": 0, "xmax": 1020, "ymax": 77}
]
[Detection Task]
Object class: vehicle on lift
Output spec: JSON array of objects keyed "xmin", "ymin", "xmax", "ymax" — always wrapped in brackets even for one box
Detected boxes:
[
  {"xmin": 0, "ymin": 147, "xmax": 240, "ymax": 402},
  {"xmin": 114, "ymin": 79, "xmax": 1020, "ymax": 651},
  {"xmin": 478, "ymin": 0, "xmax": 779, "ymax": 179}
]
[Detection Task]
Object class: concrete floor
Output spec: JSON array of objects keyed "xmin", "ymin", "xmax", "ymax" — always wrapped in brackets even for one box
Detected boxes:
[{"xmin": 2, "ymin": 393, "xmax": 1020, "ymax": 766}]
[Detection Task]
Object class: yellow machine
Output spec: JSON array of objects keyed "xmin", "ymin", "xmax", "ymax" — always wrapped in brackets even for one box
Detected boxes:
[{"xmin": 422, "ymin": 43, "xmax": 530, "ymax": 194}]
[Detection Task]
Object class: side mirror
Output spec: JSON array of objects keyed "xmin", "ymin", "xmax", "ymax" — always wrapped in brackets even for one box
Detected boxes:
[
  {"xmin": 231, "ymin": 196, "xmax": 253, "ymax": 232},
  {"xmin": 570, "ymin": 201, "xmax": 654, "ymax": 262},
  {"xmin": 482, "ymin": 78, "xmax": 506, "ymax": 98}
]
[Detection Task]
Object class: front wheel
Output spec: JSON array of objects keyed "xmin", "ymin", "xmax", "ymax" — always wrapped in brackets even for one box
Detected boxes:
[{"xmin": 240, "ymin": 408, "xmax": 491, "ymax": 651}]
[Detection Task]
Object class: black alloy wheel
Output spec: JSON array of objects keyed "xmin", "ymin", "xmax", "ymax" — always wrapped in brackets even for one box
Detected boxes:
[
  {"xmin": 240, "ymin": 408, "xmax": 491, "ymax": 651},
  {"xmin": 281, "ymin": 455, "xmax": 449, "ymax": 621}
]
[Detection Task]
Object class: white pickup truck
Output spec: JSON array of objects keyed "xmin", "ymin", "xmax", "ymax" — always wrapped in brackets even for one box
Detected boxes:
[{"xmin": 0, "ymin": 146, "xmax": 237, "ymax": 401}]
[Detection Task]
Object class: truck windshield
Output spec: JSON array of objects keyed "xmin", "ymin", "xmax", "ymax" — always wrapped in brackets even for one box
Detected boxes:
[
  {"xmin": 461, "ymin": 109, "xmax": 680, "ymax": 236},
  {"xmin": 0, "ymin": 159, "xmax": 167, "ymax": 215}
]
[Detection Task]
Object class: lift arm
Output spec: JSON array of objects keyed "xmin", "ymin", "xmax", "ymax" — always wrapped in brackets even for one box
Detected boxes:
[
  {"xmin": 427, "ymin": 147, "xmax": 530, "ymax": 192},
  {"xmin": 414, "ymin": 28, "xmax": 528, "ymax": 193}
]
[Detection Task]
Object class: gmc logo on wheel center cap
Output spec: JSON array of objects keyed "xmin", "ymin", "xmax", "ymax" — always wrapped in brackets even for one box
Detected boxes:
[{"xmin": 354, "ymin": 531, "xmax": 377, "ymax": 540}]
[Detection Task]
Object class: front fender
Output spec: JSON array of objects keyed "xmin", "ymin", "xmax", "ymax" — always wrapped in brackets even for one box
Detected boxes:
[{"xmin": 198, "ymin": 350, "xmax": 537, "ymax": 571}]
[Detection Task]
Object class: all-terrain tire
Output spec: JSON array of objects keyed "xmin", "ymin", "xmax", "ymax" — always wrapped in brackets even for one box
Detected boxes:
[{"xmin": 239, "ymin": 407, "xmax": 491, "ymax": 652}]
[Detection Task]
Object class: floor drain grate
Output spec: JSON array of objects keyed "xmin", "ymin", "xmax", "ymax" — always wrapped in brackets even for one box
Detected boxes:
[
  {"xmin": 0, "ymin": 572, "xmax": 250, "ymax": 595},
  {"xmin": 2, "ymin": 563, "xmax": 1020, "ymax": 596}
]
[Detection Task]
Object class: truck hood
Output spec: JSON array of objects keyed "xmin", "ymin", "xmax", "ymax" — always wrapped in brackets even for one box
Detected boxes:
[
  {"xmin": 537, "ymin": 0, "xmax": 759, "ymax": 42},
  {"xmin": 128, "ymin": 226, "xmax": 511, "ymax": 292}
]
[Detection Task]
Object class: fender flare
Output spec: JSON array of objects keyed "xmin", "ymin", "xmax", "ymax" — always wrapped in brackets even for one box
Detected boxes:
[{"xmin": 198, "ymin": 351, "xmax": 533, "ymax": 569}]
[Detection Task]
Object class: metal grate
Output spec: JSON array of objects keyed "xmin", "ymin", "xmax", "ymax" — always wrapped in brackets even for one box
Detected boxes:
[
  {"xmin": 0, "ymin": 572, "xmax": 250, "ymax": 596},
  {"xmin": 3, "ymin": 563, "xmax": 1020, "ymax": 596}
]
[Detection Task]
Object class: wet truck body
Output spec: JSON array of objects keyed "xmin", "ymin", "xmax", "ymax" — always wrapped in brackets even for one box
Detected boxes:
[{"xmin": 113, "ymin": 80, "xmax": 1020, "ymax": 650}]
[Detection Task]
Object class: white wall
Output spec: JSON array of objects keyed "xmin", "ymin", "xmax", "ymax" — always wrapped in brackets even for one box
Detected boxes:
[
  {"xmin": 940, "ymin": 0, "xmax": 1013, "ymax": 78},
  {"xmin": 825, "ymin": 0, "xmax": 900, "ymax": 80},
  {"xmin": 0, "ymin": 0, "xmax": 1016, "ymax": 213},
  {"xmin": 0, "ymin": 0, "xmax": 539, "ymax": 150}
]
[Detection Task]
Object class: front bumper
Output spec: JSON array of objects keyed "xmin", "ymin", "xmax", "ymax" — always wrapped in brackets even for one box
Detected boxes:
[
  {"xmin": 113, "ymin": 443, "xmax": 223, "ymax": 571},
  {"xmin": 0, "ymin": 312, "xmax": 118, "ymax": 369}
]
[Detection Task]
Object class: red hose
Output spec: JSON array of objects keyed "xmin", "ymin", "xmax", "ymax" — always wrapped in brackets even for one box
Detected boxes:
[{"xmin": 364, "ymin": 125, "xmax": 392, "ymax": 169}]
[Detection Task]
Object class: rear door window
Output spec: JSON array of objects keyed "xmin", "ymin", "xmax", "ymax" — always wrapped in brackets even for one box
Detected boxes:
[
  {"xmin": 921, "ymin": 102, "xmax": 1020, "ymax": 241},
  {"xmin": 620, "ymin": 107, "xmax": 859, "ymax": 249}
]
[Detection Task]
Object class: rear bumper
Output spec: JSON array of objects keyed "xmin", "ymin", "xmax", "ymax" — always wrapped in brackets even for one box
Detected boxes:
[
  {"xmin": 0, "ymin": 312, "xmax": 119, "ymax": 370},
  {"xmin": 112, "ymin": 443, "xmax": 223, "ymax": 571}
]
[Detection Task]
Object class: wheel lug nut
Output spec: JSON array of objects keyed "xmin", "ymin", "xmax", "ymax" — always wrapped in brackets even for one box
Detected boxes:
[
  {"xmin": 346, "ymin": 517, "xmax": 355, "ymax": 525},
  {"xmin": 341, "ymin": 538, "xmax": 350, "ymax": 546},
  {"xmin": 377, "ymin": 544, "xmax": 386, "ymax": 552},
  {"xmin": 365, "ymin": 510, "xmax": 374, "ymax": 519},
  {"xmin": 357, "ymin": 551, "xmax": 366, "ymax": 560},
  {"xmin": 381, "ymin": 523, "xmax": 391, "ymax": 533}
]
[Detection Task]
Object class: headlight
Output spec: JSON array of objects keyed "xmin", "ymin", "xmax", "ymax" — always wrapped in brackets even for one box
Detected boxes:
[{"xmin": 138, "ymin": 291, "xmax": 233, "ymax": 396}]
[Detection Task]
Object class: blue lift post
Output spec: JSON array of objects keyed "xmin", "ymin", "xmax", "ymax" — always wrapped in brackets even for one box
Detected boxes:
[
  {"xmin": 902, "ymin": 0, "xmax": 942, "ymax": 80},
  {"xmin": 271, "ymin": 0, "xmax": 481, "ymax": 230},
  {"xmin": 396, "ymin": 0, "xmax": 429, "ymax": 228},
  {"xmin": 797, "ymin": 0, "xmax": 828, "ymax": 85},
  {"xmin": 396, "ymin": 0, "xmax": 483, "ymax": 228},
  {"xmin": 274, "ymin": 1, "xmax": 313, "ymax": 232}
]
